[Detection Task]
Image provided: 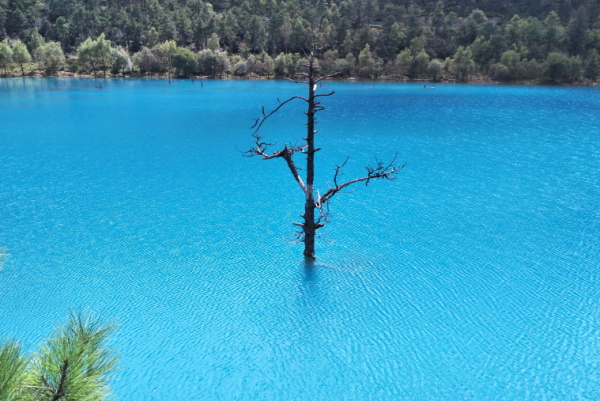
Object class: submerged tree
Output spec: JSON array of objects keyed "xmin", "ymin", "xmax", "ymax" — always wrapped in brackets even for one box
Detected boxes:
[{"xmin": 242, "ymin": 49, "xmax": 403, "ymax": 259}]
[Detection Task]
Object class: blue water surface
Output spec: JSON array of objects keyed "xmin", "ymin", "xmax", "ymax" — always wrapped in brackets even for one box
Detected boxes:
[{"xmin": 1, "ymin": 78, "xmax": 599, "ymax": 400}]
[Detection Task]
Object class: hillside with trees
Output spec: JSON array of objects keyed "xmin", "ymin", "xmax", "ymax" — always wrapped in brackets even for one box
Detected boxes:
[{"xmin": 1, "ymin": 0, "xmax": 600, "ymax": 83}]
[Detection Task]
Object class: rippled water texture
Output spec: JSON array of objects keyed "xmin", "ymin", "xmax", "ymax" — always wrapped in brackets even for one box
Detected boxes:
[{"xmin": 1, "ymin": 78, "xmax": 599, "ymax": 399}]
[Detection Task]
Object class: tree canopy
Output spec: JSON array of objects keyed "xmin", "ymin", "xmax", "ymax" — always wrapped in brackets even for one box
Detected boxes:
[{"xmin": 0, "ymin": 0, "xmax": 599, "ymax": 82}]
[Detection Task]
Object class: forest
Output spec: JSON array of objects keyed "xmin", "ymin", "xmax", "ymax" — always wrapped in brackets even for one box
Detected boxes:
[{"xmin": 1, "ymin": 0, "xmax": 600, "ymax": 82}]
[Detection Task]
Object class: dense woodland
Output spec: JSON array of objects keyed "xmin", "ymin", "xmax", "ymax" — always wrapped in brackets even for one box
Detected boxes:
[{"xmin": 1, "ymin": 0, "xmax": 600, "ymax": 82}]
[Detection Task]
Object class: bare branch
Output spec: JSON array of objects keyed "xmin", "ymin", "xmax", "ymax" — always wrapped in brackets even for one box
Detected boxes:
[
  {"xmin": 284, "ymin": 77, "xmax": 309, "ymax": 84},
  {"xmin": 317, "ymin": 153, "xmax": 404, "ymax": 206},
  {"xmin": 333, "ymin": 157, "xmax": 349, "ymax": 187},
  {"xmin": 315, "ymin": 194, "xmax": 332, "ymax": 224},
  {"xmin": 241, "ymin": 134, "xmax": 308, "ymax": 194},
  {"xmin": 316, "ymin": 232, "xmax": 333, "ymax": 244},
  {"xmin": 315, "ymin": 72, "xmax": 341, "ymax": 84},
  {"xmin": 248, "ymin": 95, "xmax": 308, "ymax": 136},
  {"xmin": 286, "ymin": 227, "xmax": 305, "ymax": 244},
  {"xmin": 40, "ymin": 375, "xmax": 55, "ymax": 394},
  {"xmin": 239, "ymin": 132, "xmax": 273, "ymax": 158},
  {"xmin": 314, "ymin": 90, "xmax": 335, "ymax": 98}
]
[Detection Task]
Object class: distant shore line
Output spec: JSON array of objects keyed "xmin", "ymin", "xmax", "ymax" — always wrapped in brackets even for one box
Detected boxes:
[{"xmin": 2, "ymin": 71, "xmax": 598, "ymax": 87}]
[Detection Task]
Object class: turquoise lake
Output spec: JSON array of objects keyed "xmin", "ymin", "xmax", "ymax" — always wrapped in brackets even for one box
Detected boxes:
[{"xmin": 1, "ymin": 78, "xmax": 599, "ymax": 399}]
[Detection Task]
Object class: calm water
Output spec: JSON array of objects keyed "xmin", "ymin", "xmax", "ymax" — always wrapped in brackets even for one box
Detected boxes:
[{"xmin": 1, "ymin": 78, "xmax": 599, "ymax": 399}]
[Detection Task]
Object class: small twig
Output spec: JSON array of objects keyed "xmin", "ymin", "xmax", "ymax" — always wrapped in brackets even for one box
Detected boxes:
[
  {"xmin": 41, "ymin": 375, "xmax": 55, "ymax": 394},
  {"xmin": 249, "ymin": 95, "xmax": 308, "ymax": 134},
  {"xmin": 284, "ymin": 77, "xmax": 309, "ymax": 84}
]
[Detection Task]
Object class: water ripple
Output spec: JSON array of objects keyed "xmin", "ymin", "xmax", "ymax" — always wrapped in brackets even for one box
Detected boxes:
[{"xmin": 0, "ymin": 79, "xmax": 599, "ymax": 400}]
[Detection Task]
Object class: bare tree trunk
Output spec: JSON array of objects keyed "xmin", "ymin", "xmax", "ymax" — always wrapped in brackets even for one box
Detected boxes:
[{"xmin": 303, "ymin": 69, "xmax": 316, "ymax": 258}]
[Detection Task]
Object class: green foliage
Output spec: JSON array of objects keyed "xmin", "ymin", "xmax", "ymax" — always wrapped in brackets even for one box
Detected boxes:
[
  {"xmin": 396, "ymin": 48, "xmax": 411, "ymax": 78},
  {"xmin": 568, "ymin": 55, "xmax": 582, "ymax": 82},
  {"xmin": 94, "ymin": 34, "xmax": 113, "ymax": 77},
  {"xmin": 198, "ymin": 48, "xmax": 215, "ymax": 75},
  {"xmin": 500, "ymin": 50, "xmax": 520, "ymax": 73},
  {"xmin": 414, "ymin": 49, "xmax": 430, "ymax": 78},
  {"xmin": 263, "ymin": 53, "xmax": 274, "ymax": 76},
  {"xmin": 452, "ymin": 45, "xmax": 475, "ymax": 81},
  {"xmin": 0, "ymin": 39, "xmax": 12, "ymax": 75},
  {"xmin": 385, "ymin": 23, "xmax": 405, "ymax": 55},
  {"xmin": 426, "ymin": 59, "xmax": 443, "ymax": 80},
  {"xmin": 333, "ymin": 54, "xmax": 355, "ymax": 77},
  {"xmin": 543, "ymin": 52, "xmax": 571, "ymax": 82},
  {"xmin": 0, "ymin": 0, "xmax": 595, "ymax": 82},
  {"xmin": 54, "ymin": 17, "xmax": 68, "ymax": 46},
  {"xmin": 132, "ymin": 47, "xmax": 161, "ymax": 76},
  {"xmin": 214, "ymin": 50, "xmax": 230, "ymax": 76},
  {"xmin": 489, "ymin": 62, "xmax": 510, "ymax": 81},
  {"xmin": 35, "ymin": 41, "xmax": 64, "ymax": 75},
  {"xmin": 173, "ymin": 47, "xmax": 198, "ymax": 77},
  {"xmin": 274, "ymin": 52, "xmax": 294, "ymax": 76},
  {"xmin": 158, "ymin": 40, "xmax": 177, "ymax": 82},
  {"xmin": 358, "ymin": 44, "xmax": 371, "ymax": 74},
  {"xmin": 207, "ymin": 32, "xmax": 220, "ymax": 51},
  {"xmin": 0, "ymin": 310, "xmax": 120, "ymax": 401},
  {"xmin": 0, "ymin": 338, "xmax": 27, "ymax": 401},
  {"xmin": 321, "ymin": 49, "xmax": 338, "ymax": 74},
  {"xmin": 233, "ymin": 59, "xmax": 247, "ymax": 75},
  {"xmin": 566, "ymin": 6, "xmax": 589, "ymax": 57},
  {"xmin": 76, "ymin": 34, "xmax": 113, "ymax": 77},
  {"xmin": 431, "ymin": 1, "xmax": 445, "ymax": 33},
  {"xmin": 583, "ymin": 49, "xmax": 600, "ymax": 83},
  {"xmin": 25, "ymin": 29, "xmax": 44, "ymax": 54},
  {"xmin": 110, "ymin": 46, "xmax": 132, "ymax": 76},
  {"xmin": 23, "ymin": 310, "xmax": 120, "ymax": 401},
  {"xmin": 76, "ymin": 38, "xmax": 95, "ymax": 74},
  {"xmin": 11, "ymin": 39, "xmax": 31, "ymax": 74}
]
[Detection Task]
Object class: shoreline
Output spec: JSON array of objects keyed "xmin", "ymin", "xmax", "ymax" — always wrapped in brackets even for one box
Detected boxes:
[{"xmin": 2, "ymin": 71, "xmax": 598, "ymax": 88}]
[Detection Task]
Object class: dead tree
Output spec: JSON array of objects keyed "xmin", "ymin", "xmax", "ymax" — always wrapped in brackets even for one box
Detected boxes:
[{"xmin": 242, "ymin": 49, "xmax": 404, "ymax": 259}]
